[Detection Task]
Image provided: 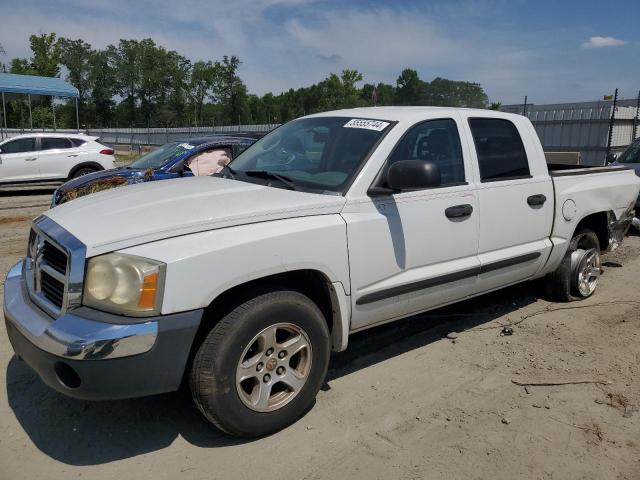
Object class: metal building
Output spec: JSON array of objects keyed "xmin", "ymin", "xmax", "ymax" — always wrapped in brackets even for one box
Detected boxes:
[{"xmin": 502, "ymin": 98, "xmax": 640, "ymax": 165}]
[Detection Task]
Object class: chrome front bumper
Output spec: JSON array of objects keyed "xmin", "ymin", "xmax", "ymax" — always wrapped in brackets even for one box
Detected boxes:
[
  {"xmin": 4, "ymin": 259, "xmax": 203, "ymax": 400},
  {"xmin": 4, "ymin": 260, "xmax": 157, "ymax": 360}
]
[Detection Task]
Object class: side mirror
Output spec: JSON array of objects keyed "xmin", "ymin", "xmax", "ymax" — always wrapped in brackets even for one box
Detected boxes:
[
  {"xmin": 387, "ymin": 160, "xmax": 441, "ymax": 191},
  {"xmin": 606, "ymin": 152, "xmax": 618, "ymax": 164}
]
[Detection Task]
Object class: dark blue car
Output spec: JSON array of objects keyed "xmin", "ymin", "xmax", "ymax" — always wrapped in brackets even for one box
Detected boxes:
[{"xmin": 51, "ymin": 134, "xmax": 261, "ymax": 206}]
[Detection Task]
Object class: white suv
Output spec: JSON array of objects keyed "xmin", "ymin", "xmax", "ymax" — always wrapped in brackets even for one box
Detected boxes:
[{"xmin": 0, "ymin": 133, "xmax": 116, "ymax": 185}]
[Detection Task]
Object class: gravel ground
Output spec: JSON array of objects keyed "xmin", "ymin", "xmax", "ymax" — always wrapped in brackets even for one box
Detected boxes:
[{"xmin": 1, "ymin": 190, "xmax": 639, "ymax": 480}]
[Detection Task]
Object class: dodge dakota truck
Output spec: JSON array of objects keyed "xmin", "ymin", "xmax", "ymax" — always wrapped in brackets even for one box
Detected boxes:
[{"xmin": 4, "ymin": 107, "xmax": 639, "ymax": 437}]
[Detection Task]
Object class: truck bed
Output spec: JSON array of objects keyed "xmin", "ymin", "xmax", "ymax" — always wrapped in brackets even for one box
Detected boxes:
[{"xmin": 547, "ymin": 163, "xmax": 635, "ymax": 177}]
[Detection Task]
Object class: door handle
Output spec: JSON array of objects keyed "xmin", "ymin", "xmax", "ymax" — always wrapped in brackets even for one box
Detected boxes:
[
  {"xmin": 67, "ymin": 154, "xmax": 79, "ymax": 157},
  {"xmin": 445, "ymin": 204, "xmax": 473, "ymax": 219},
  {"xmin": 24, "ymin": 157, "xmax": 37, "ymax": 162},
  {"xmin": 527, "ymin": 194, "xmax": 547, "ymax": 206}
]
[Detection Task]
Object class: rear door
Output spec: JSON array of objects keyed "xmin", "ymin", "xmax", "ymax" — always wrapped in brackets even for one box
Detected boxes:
[
  {"xmin": 0, "ymin": 137, "xmax": 38, "ymax": 183},
  {"xmin": 344, "ymin": 116, "xmax": 480, "ymax": 330},
  {"xmin": 37, "ymin": 137, "xmax": 79, "ymax": 179},
  {"xmin": 460, "ymin": 114, "xmax": 554, "ymax": 292}
]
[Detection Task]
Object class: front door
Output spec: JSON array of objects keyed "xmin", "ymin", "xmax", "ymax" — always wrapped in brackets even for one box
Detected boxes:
[
  {"xmin": 343, "ymin": 117, "xmax": 480, "ymax": 330},
  {"xmin": 0, "ymin": 137, "xmax": 38, "ymax": 183}
]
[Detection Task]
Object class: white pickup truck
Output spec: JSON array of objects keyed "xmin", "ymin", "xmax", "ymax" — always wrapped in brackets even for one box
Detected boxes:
[{"xmin": 4, "ymin": 107, "xmax": 639, "ymax": 437}]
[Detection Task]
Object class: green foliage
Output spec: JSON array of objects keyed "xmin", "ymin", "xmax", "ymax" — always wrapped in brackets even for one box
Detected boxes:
[
  {"xmin": 29, "ymin": 33, "xmax": 61, "ymax": 77},
  {"xmin": 2, "ymin": 33, "xmax": 494, "ymax": 128}
]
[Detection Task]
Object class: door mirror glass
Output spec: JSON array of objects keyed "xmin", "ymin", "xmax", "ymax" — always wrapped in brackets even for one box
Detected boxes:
[{"xmin": 387, "ymin": 160, "xmax": 441, "ymax": 191}]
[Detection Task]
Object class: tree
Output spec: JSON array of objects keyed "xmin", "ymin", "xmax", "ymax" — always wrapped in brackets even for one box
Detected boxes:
[
  {"xmin": 114, "ymin": 39, "xmax": 141, "ymax": 126},
  {"xmin": 29, "ymin": 33, "xmax": 61, "ymax": 77},
  {"xmin": 3, "ymin": 33, "xmax": 493, "ymax": 128},
  {"xmin": 57, "ymin": 38, "xmax": 93, "ymax": 99},
  {"xmin": 340, "ymin": 69, "xmax": 363, "ymax": 106},
  {"xmin": 214, "ymin": 55, "xmax": 249, "ymax": 124},
  {"xmin": 423, "ymin": 77, "xmax": 488, "ymax": 108},
  {"xmin": 188, "ymin": 60, "xmax": 219, "ymax": 125},
  {"xmin": 57, "ymin": 37, "xmax": 94, "ymax": 125},
  {"xmin": 88, "ymin": 47, "xmax": 118, "ymax": 126},
  {"xmin": 396, "ymin": 69, "xmax": 422, "ymax": 104},
  {"xmin": 0, "ymin": 43, "xmax": 7, "ymax": 72}
]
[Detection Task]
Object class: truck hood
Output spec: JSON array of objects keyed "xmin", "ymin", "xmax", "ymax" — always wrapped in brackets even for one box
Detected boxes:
[{"xmin": 45, "ymin": 176, "xmax": 346, "ymax": 256}]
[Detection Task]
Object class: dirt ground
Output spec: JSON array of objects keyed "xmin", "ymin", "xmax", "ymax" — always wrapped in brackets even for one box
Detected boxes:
[{"xmin": 0, "ymin": 189, "xmax": 639, "ymax": 480}]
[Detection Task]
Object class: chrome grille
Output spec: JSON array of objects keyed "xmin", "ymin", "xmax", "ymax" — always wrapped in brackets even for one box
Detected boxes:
[
  {"xmin": 42, "ymin": 240, "xmax": 68, "ymax": 275},
  {"xmin": 40, "ymin": 270, "xmax": 65, "ymax": 308},
  {"xmin": 24, "ymin": 217, "xmax": 86, "ymax": 318}
]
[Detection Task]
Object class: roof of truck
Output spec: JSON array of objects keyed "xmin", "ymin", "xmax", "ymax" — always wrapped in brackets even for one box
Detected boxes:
[{"xmin": 307, "ymin": 106, "xmax": 519, "ymax": 122}]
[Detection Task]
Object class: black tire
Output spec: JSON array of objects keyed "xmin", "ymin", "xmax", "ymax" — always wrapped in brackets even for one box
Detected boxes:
[
  {"xmin": 189, "ymin": 289, "xmax": 330, "ymax": 437},
  {"xmin": 72, "ymin": 167, "xmax": 97, "ymax": 178},
  {"xmin": 545, "ymin": 228, "xmax": 600, "ymax": 302}
]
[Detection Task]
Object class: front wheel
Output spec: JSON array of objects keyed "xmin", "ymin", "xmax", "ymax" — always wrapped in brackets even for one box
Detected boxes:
[
  {"xmin": 189, "ymin": 289, "xmax": 330, "ymax": 437},
  {"xmin": 545, "ymin": 228, "xmax": 601, "ymax": 301}
]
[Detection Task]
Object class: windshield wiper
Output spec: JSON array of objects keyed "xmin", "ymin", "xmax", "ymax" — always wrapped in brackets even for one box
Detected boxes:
[{"xmin": 244, "ymin": 170, "xmax": 298, "ymax": 190}]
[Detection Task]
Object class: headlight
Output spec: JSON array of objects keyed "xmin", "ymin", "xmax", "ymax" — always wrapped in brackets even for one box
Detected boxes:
[{"xmin": 83, "ymin": 253, "xmax": 165, "ymax": 316}]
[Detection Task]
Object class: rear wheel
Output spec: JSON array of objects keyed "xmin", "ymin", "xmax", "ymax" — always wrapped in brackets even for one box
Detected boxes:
[
  {"xmin": 72, "ymin": 167, "xmax": 97, "ymax": 178},
  {"xmin": 189, "ymin": 289, "xmax": 330, "ymax": 437},
  {"xmin": 545, "ymin": 228, "xmax": 601, "ymax": 301}
]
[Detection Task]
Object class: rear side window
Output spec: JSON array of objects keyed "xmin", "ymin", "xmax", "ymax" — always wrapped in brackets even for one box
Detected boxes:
[
  {"xmin": 70, "ymin": 138, "xmax": 87, "ymax": 147},
  {"xmin": 469, "ymin": 118, "xmax": 530, "ymax": 182},
  {"xmin": 41, "ymin": 137, "xmax": 73, "ymax": 150},
  {"xmin": 1, "ymin": 137, "xmax": 36, "ymax": 154}
]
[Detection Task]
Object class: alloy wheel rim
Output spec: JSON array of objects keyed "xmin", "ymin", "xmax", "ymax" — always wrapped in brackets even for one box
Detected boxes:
[
  {"xmin": 236, "ymin": 323, "xmax": 312, "ymax": 412},
  {"xmin": 575, "ymin": 248, "xmax": 601, "ymax": 296}
]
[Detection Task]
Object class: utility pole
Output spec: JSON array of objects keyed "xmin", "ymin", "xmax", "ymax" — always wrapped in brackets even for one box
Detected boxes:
[
  {"xmin": 606, "ymin": 88, "xmax": 618, "ymax": 159},
  {"xmin": 522, "ymin": 95, "xmax": 528, "ymax": 117}
]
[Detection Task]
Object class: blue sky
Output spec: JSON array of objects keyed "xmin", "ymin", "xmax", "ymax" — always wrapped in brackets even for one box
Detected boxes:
[{"xmin": 1, "ymin": 0, "xmax": 639, "ymax": 104}]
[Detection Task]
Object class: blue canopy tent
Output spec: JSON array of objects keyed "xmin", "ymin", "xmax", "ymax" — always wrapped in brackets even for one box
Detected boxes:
[{"xmin": 0, "ymin": 73, "xmax": 80, "ymax": 139}]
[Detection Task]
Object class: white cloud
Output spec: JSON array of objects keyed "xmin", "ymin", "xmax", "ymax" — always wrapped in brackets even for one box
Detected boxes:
[{"xmin": 581, "ymin": 36, "xmax": 627, "ymax": 49}]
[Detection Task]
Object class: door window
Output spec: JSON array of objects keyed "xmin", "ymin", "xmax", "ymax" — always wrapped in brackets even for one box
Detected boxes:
[
  {"xmin": 70, "ymin": 138, "xmax": 87, "ymax": 147},
  {"xmin": 386, "ymin": 118, "xmax": 465, "ymax": 187},
  {"xmin": 468, "ymin": 118, "xmax": 530, "ymax": 181},
  {"xmin": 41, "ymin": 137, "xmax": 73, "ymax": 150},
  {"xmin": 1, "ymin": 138, "xmax": 36, "ymax": 154}
]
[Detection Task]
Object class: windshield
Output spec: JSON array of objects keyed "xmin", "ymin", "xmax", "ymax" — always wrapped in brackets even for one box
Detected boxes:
[
  {"xmin": 227, "ymin": 117, "xmax": 392, "ymax": 193},
  {"xmin": 617, "ymin": 139, "xmax": 640, "ymax": 164},
  {"xmin": 128, "ymin": 142, "xmax": 196, "ymax": 169}
]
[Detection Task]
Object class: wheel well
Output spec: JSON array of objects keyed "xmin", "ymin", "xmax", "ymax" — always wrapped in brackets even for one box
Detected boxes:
[
  {"xmin": 68, "ymin": 162, "xmax": 104, "ymax": 178},
  {"xmin": 187, "ymin": 270, "xmax": 336, "ymax": 368},
  {"xmin": 574, "ymin": 212, "xmax": 609, "ymax": 251}
]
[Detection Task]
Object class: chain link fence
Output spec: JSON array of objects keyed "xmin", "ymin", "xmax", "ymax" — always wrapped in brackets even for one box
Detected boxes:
[{"xmin": 0, "ymin": 124, "xmax": 279, "ymax": 153}]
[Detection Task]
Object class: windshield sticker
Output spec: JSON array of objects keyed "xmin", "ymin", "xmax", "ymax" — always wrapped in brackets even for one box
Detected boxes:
[
  {"xmin": 343, "ymin": 119, "xmax": 390, "ymax": 131},
  {"xmin": 178, "ymin": 143, "xmax": 195, "ymax": 150}
]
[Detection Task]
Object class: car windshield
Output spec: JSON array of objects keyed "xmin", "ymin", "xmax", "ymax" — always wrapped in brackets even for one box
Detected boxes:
[
  {"xmin": 227, "ymin": 117, "xmax": 392, "ymax": 193},
  {"xmin": 617, "ymin": 139, "xmax": 640, "ymax": 164},
  {"xmin": 128, "ymin": 142, "xmax": 197, "ymax": 169}
]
